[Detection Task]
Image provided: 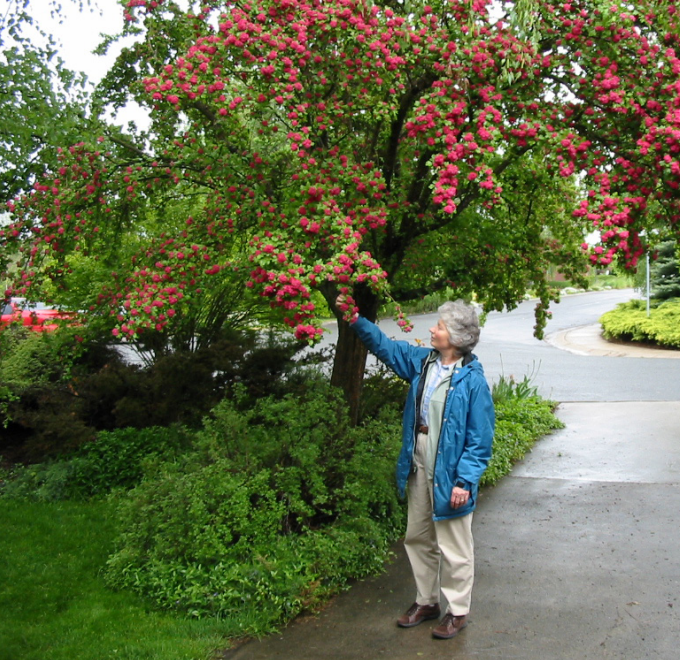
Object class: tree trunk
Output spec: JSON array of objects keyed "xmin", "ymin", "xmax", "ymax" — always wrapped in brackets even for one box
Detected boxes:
[{"xmin": 326, "ymin": 285, "xmax": 380, "ymax": 426}]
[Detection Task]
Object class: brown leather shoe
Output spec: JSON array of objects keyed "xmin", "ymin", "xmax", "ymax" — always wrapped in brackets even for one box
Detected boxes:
[
  {"xmin": 397, "ymin": 602, "xmax": 441, "ymax": 628},
  {"xmin": 432, "ymin": 613, "xmax": 468, "ymax": 639}
]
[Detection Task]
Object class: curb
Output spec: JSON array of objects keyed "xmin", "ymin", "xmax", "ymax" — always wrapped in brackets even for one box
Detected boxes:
[{"xmin": 545, "ymin": 324, "xmax": 680, "ymax": 359}]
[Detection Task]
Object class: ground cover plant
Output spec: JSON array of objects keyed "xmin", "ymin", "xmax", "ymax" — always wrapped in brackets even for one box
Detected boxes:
[{"xmin": 600, "ymin": 299, "xmax": 680, "ymax": 349}]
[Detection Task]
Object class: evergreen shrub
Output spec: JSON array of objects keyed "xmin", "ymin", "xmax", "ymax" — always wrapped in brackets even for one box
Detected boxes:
[
  {"xmin": 0, "ymin": 326, "xmax": 310, "ymax": 461},
  {"xmin": 650, "ymin": 240, "xmax": 680, "ymax": 300},
  {"xmin": 358, "ymin": 365, "xmax": 408, "ymax": 422},
  {"xmin": 0, "ymin": 325, "xmax": 101, "ymax": 459},
  {"xmin": 600, "ymin": 299, "xmax": 680, "ymax": 349}
]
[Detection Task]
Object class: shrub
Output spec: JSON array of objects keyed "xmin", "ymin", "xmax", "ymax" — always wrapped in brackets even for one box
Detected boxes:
[
  {"xmin": 358, "ymin": 364, "xmax": 408, "ymax": 424},
  {"xmin": 0, "ymin": 459, "xmax": 85, "ymax": 502},
  {"xmin": 1, "ymin": 425, "xmax": 194, "ymax": 501},
  {"xmin": 650, "ymin": 240, "xmax": 680, "ymax": 300},
  {"xmin": 600, "ymin": 298, "xmax": 680, "ymax": 349},
  {"xmin": 70, "ymin": 425, "xmax": 195, "ymax": 497},
  {"xmin": 104, "ymin": 383, "xmax": 405, "ymax": 635},
  {"xmin": 0, "ymin": 325, "xmax": 100, "ymax": 459},
  {"xmin": 0, "ymin": 326, "xmax": 73, "ymax": 394},
  {"xmin": 0, "ymin": 326, "xmax": 312, "ymax": 462}
]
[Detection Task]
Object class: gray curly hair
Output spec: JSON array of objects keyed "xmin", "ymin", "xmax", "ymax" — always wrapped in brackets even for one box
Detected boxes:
[{"xmin": 438, "ymin": 300, "xmax": 480, "ymax": 355}]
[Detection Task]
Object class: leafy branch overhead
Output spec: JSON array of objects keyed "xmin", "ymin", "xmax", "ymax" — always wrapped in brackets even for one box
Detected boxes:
[{"xmin": 0, "ymin": 10, "xmax": 93, "ymax": 204}]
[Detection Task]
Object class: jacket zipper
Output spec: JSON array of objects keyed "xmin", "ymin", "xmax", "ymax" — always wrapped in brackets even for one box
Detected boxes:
[
  {"xmin": 412, "ymin": 355, "xmax": 436, "ymax": 472},
  {"xmin": 432, "ymin": 363, "xmax": 469, "ymax": 515}
]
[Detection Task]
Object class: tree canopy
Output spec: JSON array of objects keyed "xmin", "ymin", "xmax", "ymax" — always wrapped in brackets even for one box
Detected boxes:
[{"xmin": 3, "ymin": 0, "xmax": 680, "ymax": 350}]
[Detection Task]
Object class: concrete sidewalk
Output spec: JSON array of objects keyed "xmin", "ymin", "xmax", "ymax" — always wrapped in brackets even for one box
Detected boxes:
[{"xmin": 226, "ymin": 334, "xmax": 680, "ymax": 660}]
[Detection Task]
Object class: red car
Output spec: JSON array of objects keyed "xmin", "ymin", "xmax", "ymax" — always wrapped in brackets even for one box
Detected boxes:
[{"xmin": 0, "ymin": 298, "xmax": 76, "ymax": 332}]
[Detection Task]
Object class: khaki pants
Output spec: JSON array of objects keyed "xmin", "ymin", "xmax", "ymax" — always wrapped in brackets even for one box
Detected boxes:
[{"xmin": 404, "ymin": 432, "xmax": 474, "ymax": 616}]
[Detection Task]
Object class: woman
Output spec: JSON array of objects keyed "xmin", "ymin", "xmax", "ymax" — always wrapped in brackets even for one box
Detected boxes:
[{"xmin": 336, "ymin": 296, "xmax": 495, "ymax": 640}]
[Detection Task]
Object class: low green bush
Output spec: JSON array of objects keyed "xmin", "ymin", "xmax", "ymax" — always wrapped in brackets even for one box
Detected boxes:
[
  {"xmin": 600, "ymin": 298, "xmax": 680, "ymax": 349},
  {"xmin": 0, "ymin": 459, "xmax": 89, "ymax": 502},
  {"xmin": 104, "ymin": 383, "xmax": 405, "ymax": 636},
  {"xmin": 1, "ymin": 425, "xmax": 194, "ymax": 501}
]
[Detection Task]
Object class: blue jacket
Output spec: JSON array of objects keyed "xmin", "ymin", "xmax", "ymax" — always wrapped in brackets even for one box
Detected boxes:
[{"xmin": 353, "ymin": 316, "xmax": 495, "ymax": 521}]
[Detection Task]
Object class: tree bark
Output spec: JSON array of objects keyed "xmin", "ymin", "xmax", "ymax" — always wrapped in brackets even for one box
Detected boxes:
[{"xmin": 325, "ymin": 285, "xmax": 380, "ymax": 426}]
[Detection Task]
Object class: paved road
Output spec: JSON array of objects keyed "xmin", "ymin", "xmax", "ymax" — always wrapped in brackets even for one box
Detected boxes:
[
  {"xmin": 319, "ymin": 288, "xmax": 680, "ymax": 401},
  {"xmin": 477, "ymin": 289, "xmax": 680, "ymax": 402},
  {"xmin": 228, "ymin": 290, "xmax": 680, "ymax": 660}
]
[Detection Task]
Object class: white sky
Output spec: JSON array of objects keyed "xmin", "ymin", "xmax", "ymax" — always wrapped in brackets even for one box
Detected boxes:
[
  {"xmin": 22, "ymin": 0, "xmax": 148, "ymax": 126},
  {"xmin": 25, "ymin": 0, "xmax": 126, "ymax": 83}
]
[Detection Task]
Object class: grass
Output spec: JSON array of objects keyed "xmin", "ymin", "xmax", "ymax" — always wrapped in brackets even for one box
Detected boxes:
[
  {"xmin": 585, "ymin": 273, "xmax": 635, "ymax": 290},
  {"xmin": 0, "ymin": 498, "xmax": 230, "ymax": 660}
]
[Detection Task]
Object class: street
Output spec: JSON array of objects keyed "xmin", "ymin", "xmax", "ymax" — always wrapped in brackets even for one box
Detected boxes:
[{"xmin": 322, "ymin": 289, "xmax": 680, "ymax": 403}]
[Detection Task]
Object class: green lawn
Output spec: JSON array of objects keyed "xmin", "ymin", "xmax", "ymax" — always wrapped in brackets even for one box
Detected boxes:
[{"xmin": 0, "ymin": 499, "xmax": 229, "ymax": 660}]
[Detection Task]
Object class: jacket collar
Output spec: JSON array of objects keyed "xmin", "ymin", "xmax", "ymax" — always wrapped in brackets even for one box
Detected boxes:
[{"xmin": 426, "ymin": 349, "xmax": 475, "ymax": 368}]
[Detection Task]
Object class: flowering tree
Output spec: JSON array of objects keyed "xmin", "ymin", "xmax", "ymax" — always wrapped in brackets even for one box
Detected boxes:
[{"xmin": 3, "ymin": 0, "xmax": 680, "ymax": 418}]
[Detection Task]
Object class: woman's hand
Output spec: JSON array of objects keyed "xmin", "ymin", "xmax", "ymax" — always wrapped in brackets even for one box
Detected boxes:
[
  {"xmin": 335, "ymin": 294, "xmax": 359, "ymax": 322},
  {"xmin": 450, "ymin": 486, "xmax": 470, "ymax": 509}
]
